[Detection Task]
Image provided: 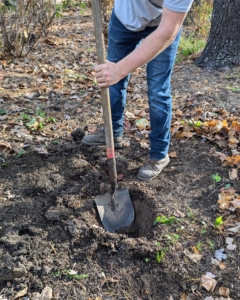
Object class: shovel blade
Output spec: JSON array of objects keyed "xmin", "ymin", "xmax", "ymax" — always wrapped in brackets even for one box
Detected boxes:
[{"xmin": 95, "ymin": 188, "xmax": 134, "ymax": 233}]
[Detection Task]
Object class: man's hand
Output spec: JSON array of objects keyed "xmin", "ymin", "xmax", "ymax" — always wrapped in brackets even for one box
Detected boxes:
[{"xmin": 94, "ymin": 60, "xmax": 122, "ymax": 87}]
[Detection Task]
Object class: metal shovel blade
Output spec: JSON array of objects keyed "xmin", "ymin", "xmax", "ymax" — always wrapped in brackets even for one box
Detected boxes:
[{"xmin": 95, "ymin": 188, "xmax": 134, "ymax": 233}]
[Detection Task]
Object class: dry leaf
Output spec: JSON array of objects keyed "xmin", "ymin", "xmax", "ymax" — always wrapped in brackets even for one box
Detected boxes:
[
  {"xmin": 201, "ymin": 273, "xmax": 217, "ymax": 292},
  {"xmin": 34, "ymin": 147, "xmax": 49, "ymax": 154},
  {"xmin": 211, "ymin": 258, "xmax": 220, "ymax": 266},
  {"xmin": 223, "ymin": 155, "xmax": 240, "ymax": 166},
  {"xmin": 174, "ymin": 209, "xmax": 185, "ymax": 218},
  {"xmin": 215, "ymin": 248, "xmax": 227, "ymax": 261},
  {"xmin": 11, "ymin": 287, "xmax": 28, "ymax": 300},
  {"xmin": 124, "ymin": 120, "xmax": 132, "ymax": 130},
  {"xmin": 217, "ymin": 193, "xmax": 234, "ymax": 209},
  {"xmin": 231, "ymin": 198, "xmax": 240, "ymax": 209},
  {"xmin": 122, "ymin": 139, "xmax": 131, "ymax": 147},
  {"xmin": 219, "ymin": 287, "xmax": 230, "ymax": 297},
  {"xmin": 229, "ymin": 168, "xmax": 238, "ymax": 180},
  {"xmin": 133, "ymin": 109, "xmax": 142, "ymax": 116},
  {"xmin": 227, "ymin": 222, "xmax": 240, "ymax": 233},
  {"xmin": 176, "ymin": 131, "xmax": 196, "ymax": 139},
  {"xmin": 11, "ymin": 142, "xmax": 24, "ymax": 153},
  {"xmin": 0, "ymin": 141, "xmax": 12, "ymax": 153},
  {"xmin": 226, "ymin": 237, "xmax": 237, "ymax": 251},
  {"xmin": 192, "ymin": 246, "xmax": 200, "ymax": 254},
  {"xmin": 175, "ymin": 109, "xmax": 183, "ymax": 117},
  {"xmin": 215, "ymin": 139, "xmax": 228, "ymax": 148},
  {"xmin": 218, "ymin": 262, "xmax": 227, "ymax": 270},
  {"xmin": 125, "ymin": 111, "xmax": 136, "ymax": 119},
  {"xmin": 140, "ymin": 140, "xmax": 149, "ymax": 149},
  {"xmin": 231, "ymin": 120, "xmax": 240, "ymax": 132},
  {"xmin": 181, "ymin": 294, "xmax": 187, "ymax": 300},
  {"xmin": 169, "ymin": 151, "xmax": 177, "ymax": 158},
  {"xmin": 184, "ymin": 249, "xmax": 202, "ymax": 263}
]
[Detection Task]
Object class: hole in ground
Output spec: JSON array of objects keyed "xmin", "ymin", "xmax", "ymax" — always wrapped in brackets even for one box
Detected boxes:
[{"xmin": 117, "ymin": 188, "xmax": 156, "ymax": 238}]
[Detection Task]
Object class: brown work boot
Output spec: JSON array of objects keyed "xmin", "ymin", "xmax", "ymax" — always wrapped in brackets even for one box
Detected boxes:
[
  {"xmin": 82, "ymin": 131, "xmax": 122, "ymax": 148},
  {"xmin": 137, "ymin": 155, "xmax": 170, "ymax": 181}
]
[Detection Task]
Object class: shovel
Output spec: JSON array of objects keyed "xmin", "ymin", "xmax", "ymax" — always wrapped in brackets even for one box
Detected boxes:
[{"xmin": 92, "ymin": 0, "xmax": 134, "ymax": 233}]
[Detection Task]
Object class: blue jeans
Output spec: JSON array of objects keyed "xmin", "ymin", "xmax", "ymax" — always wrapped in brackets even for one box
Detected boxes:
[{"xmin": 108, "ymin": 11, "xmax": 181, "ymax": 160}]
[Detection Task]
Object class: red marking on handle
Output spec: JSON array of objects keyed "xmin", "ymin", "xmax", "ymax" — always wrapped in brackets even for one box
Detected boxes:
[{"xmin": 107, "ymin": 148, "xmax": 115, "ymax": 159}]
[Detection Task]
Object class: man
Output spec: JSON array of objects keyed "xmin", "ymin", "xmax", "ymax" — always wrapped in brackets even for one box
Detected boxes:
[{"xmin": 82, "ymin": 0, "xmax": 194, "ymax": 181}]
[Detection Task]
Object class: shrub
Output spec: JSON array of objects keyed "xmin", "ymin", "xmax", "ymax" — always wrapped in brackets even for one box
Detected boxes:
[{"xmin": 0, "ymin": 0, "xmax": 55, "ymax": 58}]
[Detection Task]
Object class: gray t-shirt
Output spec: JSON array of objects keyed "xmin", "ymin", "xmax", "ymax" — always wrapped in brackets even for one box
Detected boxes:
[{"xmin": 114, "ymin": 0, "xmax": 194, "ymax": 31}]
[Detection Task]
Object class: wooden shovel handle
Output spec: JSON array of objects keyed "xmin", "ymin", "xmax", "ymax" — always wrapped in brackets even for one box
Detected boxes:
[{"xmin": 92, "ymin": 0, "xmax": 118, "ymax": 189}]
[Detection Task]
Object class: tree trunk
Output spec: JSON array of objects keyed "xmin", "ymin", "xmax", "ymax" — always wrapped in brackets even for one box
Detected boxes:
[{"xmin": 196, "ymin": 0, "xmax": 240, "ymax": 69}]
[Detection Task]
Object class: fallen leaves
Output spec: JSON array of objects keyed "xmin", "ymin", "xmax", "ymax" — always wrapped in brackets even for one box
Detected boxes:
[
  {"xmin": 140, "ymin": 139, "xmax": 149, "ymax": 149},
  {"xmin": 228, "ymin": 168, "xmax": 238, "ymax": 180},
  {"xmin": 11, "ymin": 287, "xmax": 28, "ymax": 300},
  {"xmin": 215, "ymin": 249, "xmax": 227, "ymax": 261},
  {"xmin": 227, "ymin": 222, "xmax": 240, "ymax": 233},
  {"xmin": 217, "ymin": 188, "xmax": 240, "ymax": 211},
  {"xmin": 34, "ymin": 147, "xmax": 49, "ymax": 154},
  {"xmin": 184, "ymin": 249, "xmax": 202, "ymax": 263},
  {"xmin": 172, "ymin": 106, "xmax": 240, "ymax": 168},
  {"xmin": 32, "ymin": 286, "xmax": 52, "ymax": 300},
  {"xmin": 201, "ymin": 272, "xmax": 217, "ymax": 292},
  {"xmin": 226, "ymin": 237, "xmax": 236, "ymax": 251}
]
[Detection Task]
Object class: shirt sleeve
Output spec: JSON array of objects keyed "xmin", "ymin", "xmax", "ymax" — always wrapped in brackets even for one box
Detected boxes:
[{"xmin": 163, "ymin": 0, "xmax": 194, "ymax": 13}]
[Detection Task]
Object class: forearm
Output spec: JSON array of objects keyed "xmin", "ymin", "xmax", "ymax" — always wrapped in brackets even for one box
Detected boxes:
[
  {"xmin": 117, "ymin": 29, "xmax": 175, "ymax": 78},
  {"xmin": 117, "ymin": 8, "xmax": 187, "ymax": 79}
]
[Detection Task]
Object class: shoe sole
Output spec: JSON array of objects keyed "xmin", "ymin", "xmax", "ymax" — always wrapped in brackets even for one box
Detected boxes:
[{"xmin": 137, "ymin": 157, "xmax": 170, "ymax": 181}]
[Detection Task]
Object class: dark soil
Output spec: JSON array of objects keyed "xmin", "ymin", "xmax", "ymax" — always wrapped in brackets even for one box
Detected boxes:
[{"xmin": 0, "ymin": 8, "xmax": 239, "ymax": 300}]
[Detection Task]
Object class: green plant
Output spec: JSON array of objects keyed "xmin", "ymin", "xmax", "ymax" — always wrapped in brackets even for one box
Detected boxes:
[
  {"xmin": 194, "ymin": 120, "xmax": 202, "ymax": 127},
  {"xmin": 227, "ymin": 86, "xmax": 239, "ymax": 93},
  {"xmin": 49, "ymin": 117, "xmax": 57, "ymax": 123},
  {"xmin": 79, "ymin": 2, "xmax": 86, "ymax": 14},
  {"xmin": 156, "ymin": 249, "xmax": 167, "ymax": 263},
  {"xmin": 211, "ymin": 173, "xmax": 221, "ymax": 183},
  {"xmin": 214, "ymin": 216, "xmax": 223, "ymax": 228},
  {"xmin": 196, "ymin": 241, "xmax": 203, "ymax": 252},
  {"xmin": 187, "ymin": 207, "xmax": 194, "ymax": 219},
  {"xmin": 0, "ymin": 109, "xmax": 7, "ymax": 115},
  {"xmin": 165, "ymin": 234, "xmax": 180, "ymax": 245},
  {"xmin": 153, "ymin": 215, "xmax": 179, "ymax": 226},
  {"xmin": 180, "ymin": 35, "xmax": 206, "ymax": 57},
  {"xmin": 1, "ymin": 156, "xmax": 7, "ymax": 167},
  {"xmin": 63, "ymin": 270, "xmax": 88, "ymax": 280},
  {"xmin": 208, "ymin": 241, "xmax": 215, "ymax": 250},
  {"xmin": 51, "ymin": 270, "xmax": 61, "ymax": 276},
  {"xmin": 17, "ymin": 149, "xmax": 25, "ymax": 158},
  {"xmin": 201, "ymin": 221, "xmax": 207, "ymax": 234},
  {"xmin": 21, "ymin": 113, "xmax": 31, "ymax": 120},
  {"xmin": 36, "ymin": 109, "xmax": 45, "ymax": 117},
  {"xmin": 187, "ymin": 0, "xmax": 213, "ymax": 38},
  {"xmin": 144, "ymin": 258, "xmax": 149, "ymax": 263},
  {"xmin": 224, "ymin": 183, "xmax": 231, "ymax": 189}
]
